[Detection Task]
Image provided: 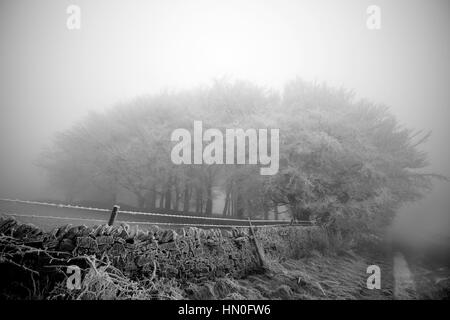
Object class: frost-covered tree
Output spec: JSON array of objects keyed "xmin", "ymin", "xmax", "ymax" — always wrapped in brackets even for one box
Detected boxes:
[{"xmin": 39, "ymin": 79, "xmax": 441, "ymax": 229}]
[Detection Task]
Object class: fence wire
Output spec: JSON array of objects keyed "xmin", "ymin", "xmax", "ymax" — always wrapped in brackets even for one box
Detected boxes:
[
  {"xmin": 0, "ymin": 198, "xmax": 314, "ymax": 229},
  {"xmin": 1, "ymin": 212, "xmax": 307, "ymax": 229}
]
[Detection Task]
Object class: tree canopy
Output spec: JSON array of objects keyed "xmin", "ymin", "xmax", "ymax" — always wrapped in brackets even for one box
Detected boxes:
[{"xmin": 38, "ymin": 79, "xmax": 438, "ymax": 231}]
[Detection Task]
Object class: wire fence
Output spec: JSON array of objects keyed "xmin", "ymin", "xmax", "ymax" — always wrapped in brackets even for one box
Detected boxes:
[
  {"xmin": 0, "ymin": 198, "xmax": 314, "ymax": 229},
  {"xmin": 1, "ymin": 212, "xmax": 300, "ymax": 229}
]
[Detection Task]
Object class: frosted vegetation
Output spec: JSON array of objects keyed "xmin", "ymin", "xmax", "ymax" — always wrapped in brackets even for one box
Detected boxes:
[{"xmin": 38, "ymin": 79, "xmax": 442, "ymax": 234}]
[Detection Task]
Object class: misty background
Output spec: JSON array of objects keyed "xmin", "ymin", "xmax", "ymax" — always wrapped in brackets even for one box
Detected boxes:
[{"xmin": 0, "ymin": 0, "xmax": 449, "ymax": 245}]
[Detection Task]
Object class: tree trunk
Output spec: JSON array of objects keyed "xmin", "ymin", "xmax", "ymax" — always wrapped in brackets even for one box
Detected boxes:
[
  {"xmin": 222, "ymin": 182, "xmax": 233, "ymax": 216},
  {"xmin": 183, "ymin": 183, "xmax": 190, "ymax": 213},
  {"xmin": 236, "ymin": 193, "xmax": 244, "ymax": 218},
  {"xmin": 263, "ymin": 204, "xmax": 269, "ymax": 220},
  {"xmin": 205, "ymin": 183, "xmax": 213, "ymax": 216},
  {"xmin": 159, "ymin": 192, "xmax": 165, "ymax": 209},
  {"xmin": 149, "ymin": 188, "xmax": 156, "ymax": 210},
  {"xmin": 174, "ymin": 183, "xmax": 180, "ymax": 211},
  {"xmin": 165, "ymin": 184, "xmax": 172, "ymax": 210},
  {"xmin": 274, "ymin": 204, "xmax": 279, "ymax": 220},
  {"xmin": 195, "ymin": 187, "xmax": 202, "ymax": 214},
  {"xmin": 231, "ymin": 188, "xmax": 237, "ymax": 216},
  {"xmin": 222, "ymin": 186, "xmax": 231, "ymax": 216}
]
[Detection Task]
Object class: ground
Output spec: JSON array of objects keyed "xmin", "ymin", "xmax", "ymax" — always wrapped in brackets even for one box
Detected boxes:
[
  {"xmin": 182, "ymin": 250, "xmax": 394, "ymax": 300},
  {"xmin": 410, "ymin": 264, "xmax": 450, "ymax": 300},
  {"xmin": 2, "ymin": 208, "xmax": 449, "ymax": 300}
]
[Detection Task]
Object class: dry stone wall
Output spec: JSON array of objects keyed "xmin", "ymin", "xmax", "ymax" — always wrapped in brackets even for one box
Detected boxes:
[{"xmin": 0, "ymin": 217, "xmax": 262, "ymax": 282}]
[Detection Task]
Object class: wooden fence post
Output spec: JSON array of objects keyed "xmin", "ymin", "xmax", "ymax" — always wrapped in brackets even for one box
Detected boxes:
[
  {"xmin": 108, "ymin": 205, "xmax": 120, "ymax": 226},
  {"xmin": 248, "ymin": 218, "xmax": 267, "ymax": 269}
]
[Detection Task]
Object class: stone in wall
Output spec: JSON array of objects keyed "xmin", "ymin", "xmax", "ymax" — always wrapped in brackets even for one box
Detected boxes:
[{"xmin": 0, "ymin": 217, "xmax": 263, "ymax": 283}]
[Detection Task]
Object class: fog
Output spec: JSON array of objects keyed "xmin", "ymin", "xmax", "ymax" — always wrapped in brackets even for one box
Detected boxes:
[{"xmin": 0, "ymin": 0, "xmax": 449, "ymax": 244}]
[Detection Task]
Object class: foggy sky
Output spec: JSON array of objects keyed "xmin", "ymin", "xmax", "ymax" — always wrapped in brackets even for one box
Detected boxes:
[{"xmin": 0, "ymin": 0, "xmax": 449, "ymax": 240}]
